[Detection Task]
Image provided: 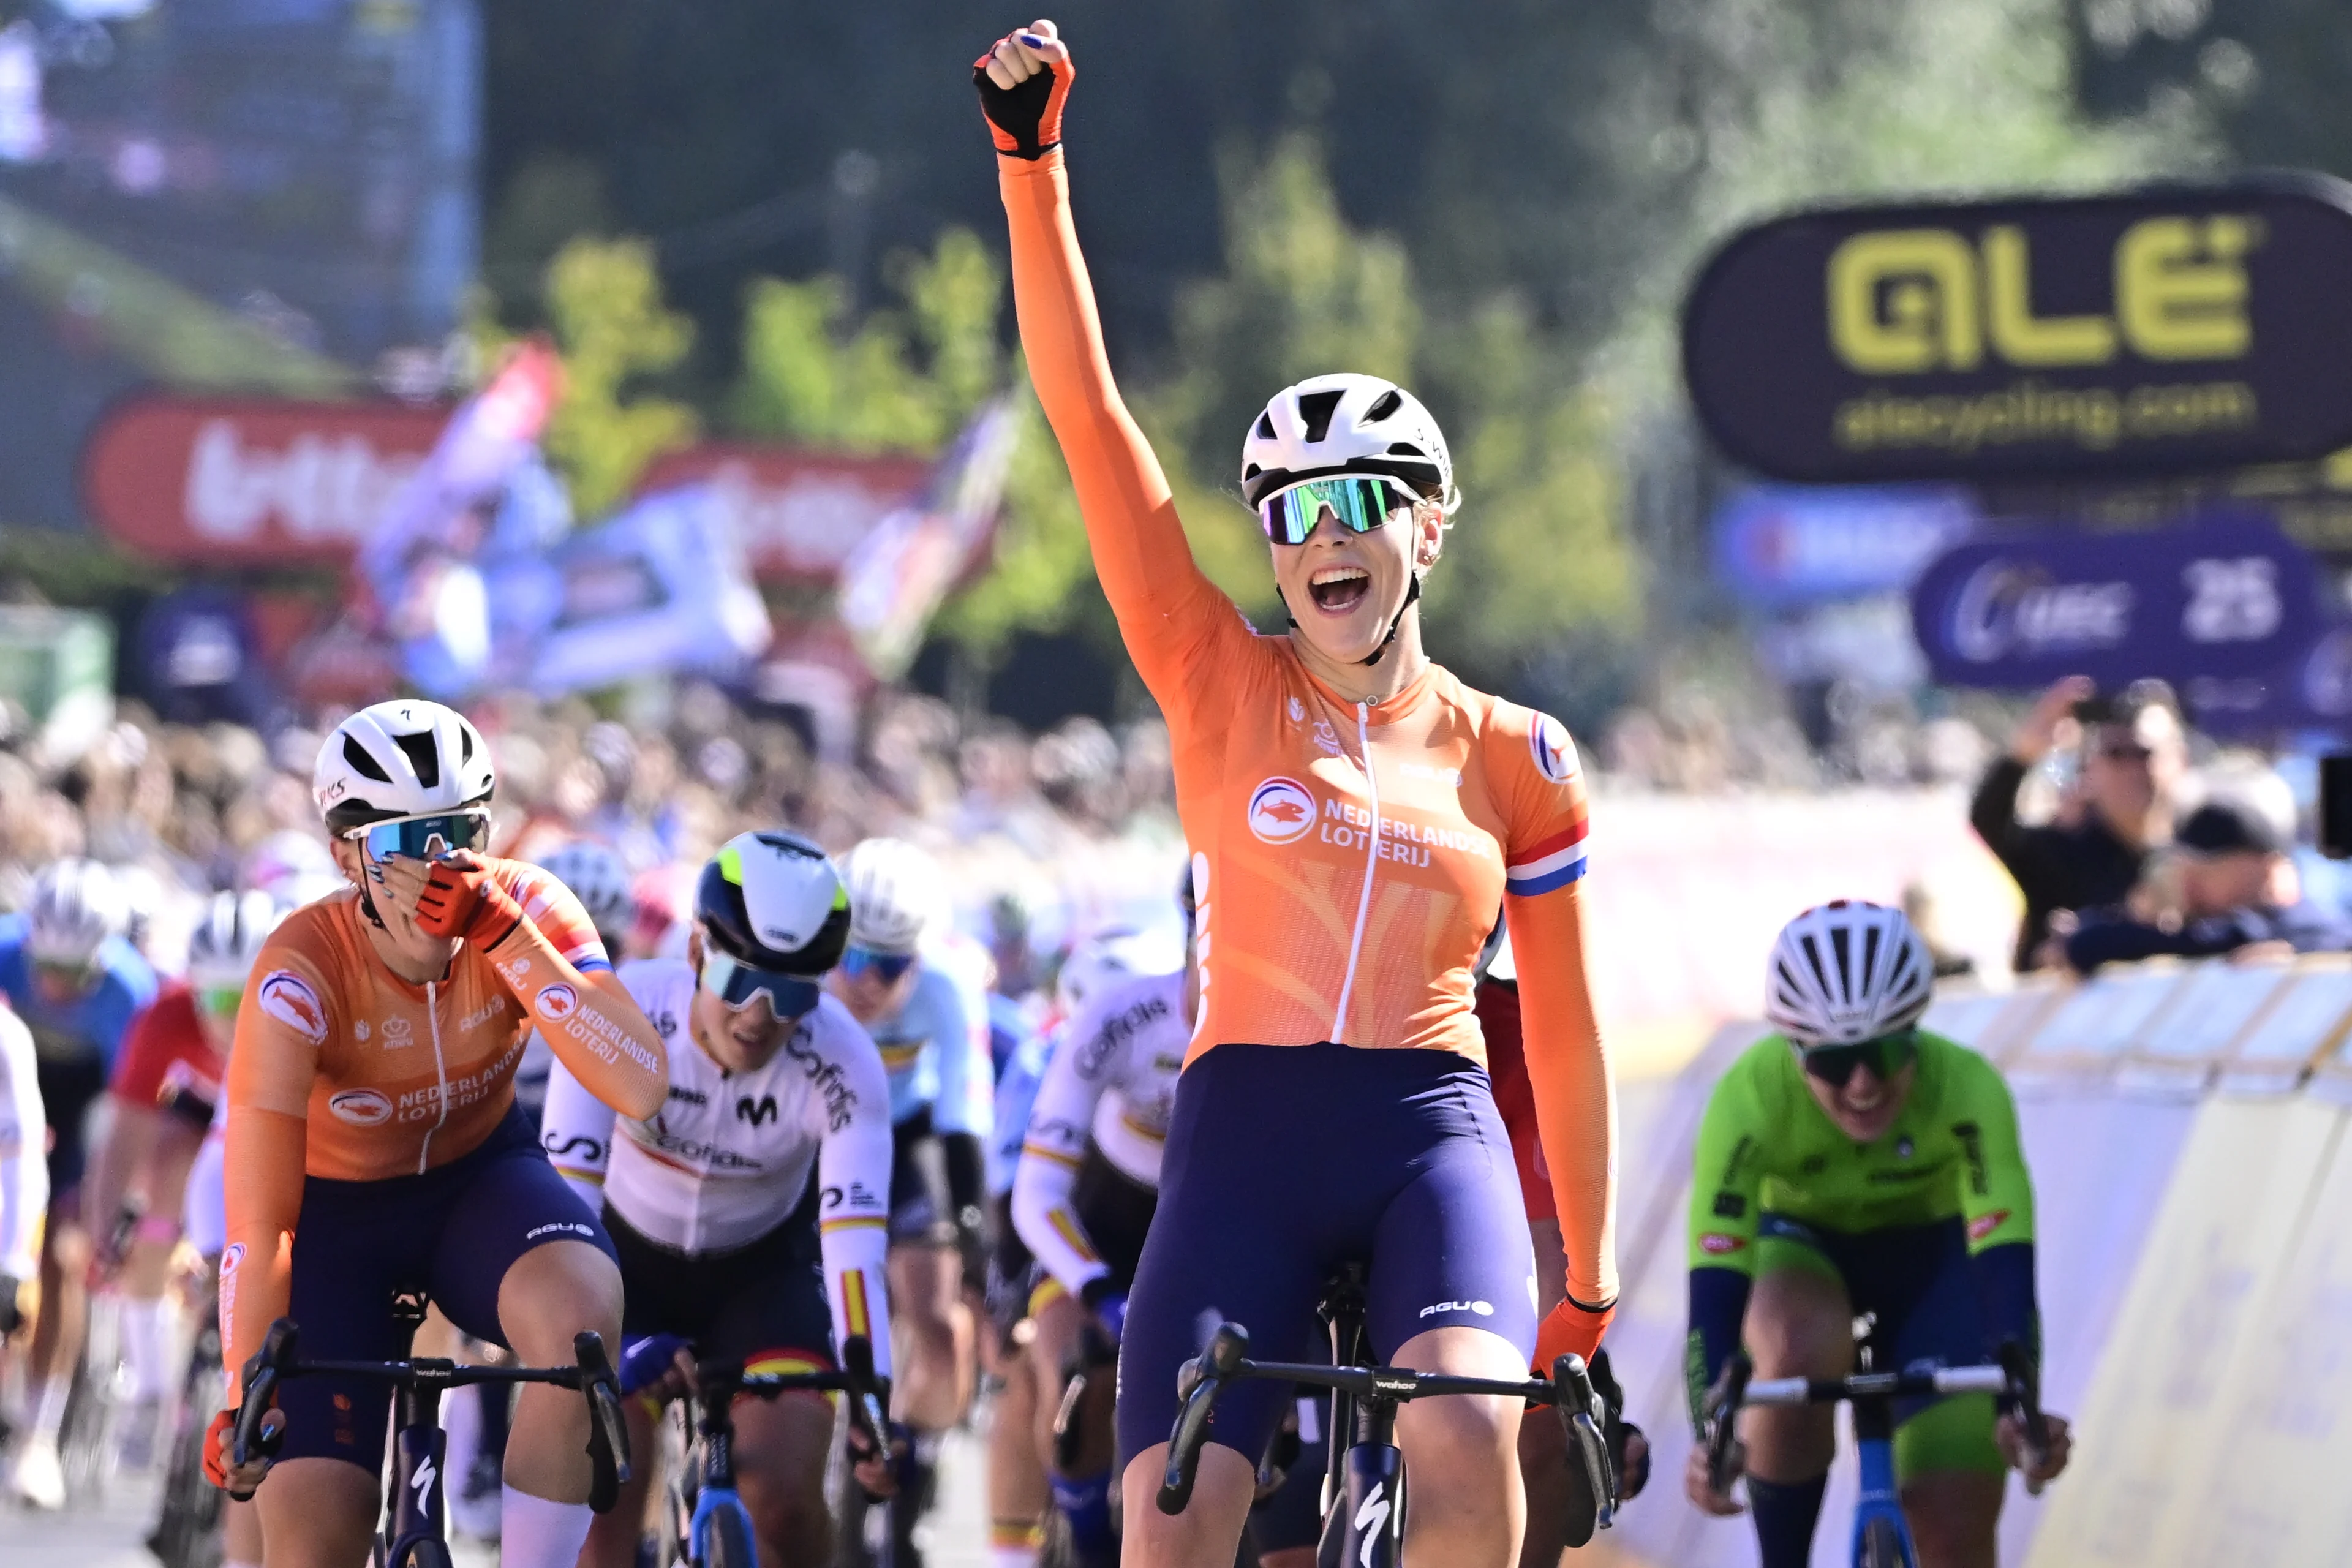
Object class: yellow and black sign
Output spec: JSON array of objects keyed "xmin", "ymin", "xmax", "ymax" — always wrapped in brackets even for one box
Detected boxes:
[{"xmin": 1681, "ymin": 180, "xmax": 2352, "ymax": 482}]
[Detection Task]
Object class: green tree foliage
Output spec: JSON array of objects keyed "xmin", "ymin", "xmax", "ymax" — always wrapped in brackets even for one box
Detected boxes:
[{"xmin": 536, "ymin": 238, "xmax": 700, "ymax": 518}]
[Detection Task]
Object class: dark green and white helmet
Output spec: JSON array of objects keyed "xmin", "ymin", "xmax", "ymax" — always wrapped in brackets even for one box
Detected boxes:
[{"xmin": 696, "ymin": 830, "xmax": 851, "ymax": 976}]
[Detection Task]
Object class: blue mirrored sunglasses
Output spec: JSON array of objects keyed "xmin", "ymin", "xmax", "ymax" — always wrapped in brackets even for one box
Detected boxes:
[
  {"xmin": 1798, "ymin": 1030, "xmax": 1918, "ymax": 1085},
  {"xmin": 700, "ymin": 949, "xmax": 823, "ymax": 1018},
  {"xmin": 352, "ymin": 811, "xmax": 492, "ymax": 862},
  {"xmin": 842, "ymin": 947, "xmax": 916, "ymax": 984},
  {"xmin": 1256, "ymin": 475, "xmax": 1414, "ymax": 547}
]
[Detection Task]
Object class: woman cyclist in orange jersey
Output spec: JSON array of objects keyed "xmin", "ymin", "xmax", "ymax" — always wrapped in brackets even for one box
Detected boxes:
[
  {"xmin": 976, "ymin": 24, "xmax": 1617, "ymax": 1566},
  {"xmin": 207, "ymin": 701, "xmax": 669, "ymax": 1568}
]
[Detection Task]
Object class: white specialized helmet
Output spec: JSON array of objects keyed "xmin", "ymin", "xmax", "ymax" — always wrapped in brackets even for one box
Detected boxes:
[
  {"xmin": 842, "ymin": 838, "xmax": 937, "ymax": 957},
  {"xmin": 187, "ymin": 890, "xmax": 285, "ymax": 990},
  {"xmin": 537, "ymin": 839, "xmax": 634, "ymax": 950},
  {"xmin": 1765, "ymin": 900, "xmax": 1934, "ymax": 1049},
  {"xmin": 314, "ymin": 699, "xmax": 496, "ymax": 839},
  {"xmin": 1238, "ymin": 372, "xmax": 1458, "ymax": 513},
  {"xmin": 24, "ymin": 858, "xmax": 129, "ymax": 967}
]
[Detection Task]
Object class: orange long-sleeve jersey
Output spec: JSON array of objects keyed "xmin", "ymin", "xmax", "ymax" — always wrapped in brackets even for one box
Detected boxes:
[
  {"xmin": 221, "ymin": 865, "xmax": 668, "ymax": 1397},
  {"xmin": 999, "ymin": 150, "xmax": 1618, "ymax": 1313}
]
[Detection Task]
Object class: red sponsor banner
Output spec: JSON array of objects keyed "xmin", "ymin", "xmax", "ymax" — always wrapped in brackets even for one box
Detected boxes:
[
  {"xmin": 82, "ymin": 395, "xmax": 448, "ymax": 564},
  {"xmin": 83, "ymin": 395, "xmax": 933, "ymax": 582},
  {"xmin": 639, "ymin": 443, "xmax": 929, "ymax": 584}
]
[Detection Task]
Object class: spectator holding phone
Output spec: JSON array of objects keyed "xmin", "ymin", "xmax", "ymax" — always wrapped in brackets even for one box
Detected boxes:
[
  {"xmin": 1971, "ymin": 676, "xmax": 2187, "ymax": 970},
  {"xmin": 2062, "ymin": 796, "xmax": 2352, "ymax": 971}
]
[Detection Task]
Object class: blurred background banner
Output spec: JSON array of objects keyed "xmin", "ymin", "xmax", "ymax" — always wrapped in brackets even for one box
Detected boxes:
[
  {"xmin": 1711, "ymin": 484, "xmax": 1977, "ymax": 608},
  {"xmin": 638, "ymin": 443, "xmax": 931, "ymax": 585},
  {"xmin": 1908, "ymin": 518, "xmax": 2320, "ymax": 688},
  {"xmin": 81, "ymin": 393, "xmax": 443, "ymax": 562},
  {"xmin": 1683, "ymin": 182, "xmax": 2352, "ymax": 483}
]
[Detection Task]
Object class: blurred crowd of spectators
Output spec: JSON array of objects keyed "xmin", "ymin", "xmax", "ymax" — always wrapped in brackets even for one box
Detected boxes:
[
  {"xmin": 0, "ymin": 681, "xmax": 1182, "ymax": 978},
  {"xmin": 10, "ymin": 665, "xmax": 2352, "ymax": 990}
]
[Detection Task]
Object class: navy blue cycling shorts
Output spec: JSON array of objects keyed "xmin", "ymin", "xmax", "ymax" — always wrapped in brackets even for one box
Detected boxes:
[
  {"xmin": 1756, "ymin": 1213, "xmax": 1981, "ymax": 1426},
  {"xmin": 1115, "ymin": 1041, "xmax": 1537, "ymax": 1469},
  {"xmin": 277, "ymin": 1104, "xmax": 616, "ymax": 1472}
]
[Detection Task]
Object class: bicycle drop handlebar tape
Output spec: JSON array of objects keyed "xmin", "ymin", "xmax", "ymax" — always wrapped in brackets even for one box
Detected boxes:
[
  {"xmin": 574, "ymin": 1330, "xmax": 630, "ymax": 1512},
  {"xmin": 972, "ymin": 33, "xmax": 1072, "ymax": 160},
  {"xmin": 1159, "ymin": 1323, "xmax": 1251, "ymax": 1515}
]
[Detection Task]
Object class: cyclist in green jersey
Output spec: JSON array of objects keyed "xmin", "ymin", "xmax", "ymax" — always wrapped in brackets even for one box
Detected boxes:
[{"xmin": 1686, "ymin": 901, "xmax": 2071, "ymax": 1568}]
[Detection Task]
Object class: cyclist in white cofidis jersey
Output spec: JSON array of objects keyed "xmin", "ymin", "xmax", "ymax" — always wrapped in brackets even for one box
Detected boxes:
[{"xmin": 543, "ymin": 830, "xmax": 899, "ymax": 1568}]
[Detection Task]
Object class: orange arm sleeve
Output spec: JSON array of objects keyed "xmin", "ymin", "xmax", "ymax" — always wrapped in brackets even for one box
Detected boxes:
[
  {"xmin": 1507, "ymin": 882, "xmax": 1619, "ymax": 1316},
  {"xmin": 998, "ymin": 150, "xmax": 1243, "ymax": 714},
  {"xmin": 484, "ymin": 929, "xmax": 666, "ymax": 1122},
  {"xmin": 221, "ymin": 965, "xmax": 325, "ymax": 1404}
]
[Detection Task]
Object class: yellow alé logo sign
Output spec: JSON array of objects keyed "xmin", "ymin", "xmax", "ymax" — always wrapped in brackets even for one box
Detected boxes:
[
  {"xmin": 1680, "ymin": 181, "xmax": 2352, "ymax": 483},
  {"xmin": 1828, "ymin": 217, "xmax": 2256, "ymax": 374}
]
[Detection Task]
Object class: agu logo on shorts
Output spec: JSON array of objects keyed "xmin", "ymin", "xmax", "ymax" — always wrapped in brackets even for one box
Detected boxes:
[
  {"xmin": 1247, "ymin": 777, "xmax": 1317, "ymax": 844},
  {"xmin": 257, "ymin": 971, "xmax": 327, "ymax": 1045},
  {"xmin": 533, "ymin": 983, "xmax": 580, "ymax": 1023},
  {"xmin": 328, "ymin": 1088, "xmax": 394, "ymax": 1126},
  {"xmin": 1529, "ymin": 714, "xmax": 1578, "ymax": 785}
]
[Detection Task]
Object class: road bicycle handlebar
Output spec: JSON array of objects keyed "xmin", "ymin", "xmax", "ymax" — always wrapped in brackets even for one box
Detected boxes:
[
  {"xmin": 1158, "ymin": 1322, "xmax": 1619, "ymax": 1531},
  {"xmin": 1702, "ymin": 1339, "xmax": 2047, "ymax": 1495},
  {"xmin": 712, "ymin": 1334, "xmax": 892, "ymax": 1469},
  {"xmin": 232, "ymin": 1317, "xmax": 633, "ymax": 1510}
]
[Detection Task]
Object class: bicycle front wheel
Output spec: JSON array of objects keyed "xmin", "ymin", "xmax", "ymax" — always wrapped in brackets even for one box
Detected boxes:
[{"xmin": 1861, "ymin": 1515, "xmax": 1911, "ymax": 1568}]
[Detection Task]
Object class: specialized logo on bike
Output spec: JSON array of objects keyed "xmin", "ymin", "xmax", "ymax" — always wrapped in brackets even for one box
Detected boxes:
[
  {"xmin": 1248, "ymin": 777, "xmax": 1317, "ymax": 843},
  {"xmin": 1419, "ymin": 1298, "xmax": 1494, "ymax": 1319},
  {"xmin": 1529, "ymin": 713, "xmax": 1577, "ymax": 785},
  {"xmin": 533, "ymin": 982, "xmax": 580, "ymax": 1022},
  {"xmin": 257, "ymin": 970, "xmax": 327, "ymax": 1044},
  {"xmin": 328, "ymin": 1088, "xmax": 395, "ymax": 1126}
]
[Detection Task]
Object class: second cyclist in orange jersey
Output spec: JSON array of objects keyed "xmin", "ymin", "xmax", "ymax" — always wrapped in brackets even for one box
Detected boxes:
[
  {"xmin": 978, "ymin": 21, "xmax": 1615, "ymax": 1567},
  {"xmin": 209, "ymin": 701, "xmax": 667, "ymax": 1568}
]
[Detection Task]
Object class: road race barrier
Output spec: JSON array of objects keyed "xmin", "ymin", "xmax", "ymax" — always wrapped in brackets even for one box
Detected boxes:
[{"xmin": 1597, "ymin": 950, "xmax": 2352, "ymax": 1568}]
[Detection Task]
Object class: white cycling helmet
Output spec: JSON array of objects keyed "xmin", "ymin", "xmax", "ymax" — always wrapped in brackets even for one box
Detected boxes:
[
  {"xmin": 187, "ymin": 890, "xmax": 285, "ymax": 990},
  {"xmin": 25, "ymin": 858, "xmax": 129, "ymax": 967},
  {"xmin": 1765, "ymin": 900, "xmax": 1935, "ymax": 1049},
  {"xmin": 842, "ymin": 838, "xmax": 936, "ymax": 957},
  {"xmin": 314, "ymin": 699, "xmax": 496, "ymax": 838},
  {"xmin": 1239, "ymin": 372, "xmax": 1458, "ymax": 513},
  {"xmin": 537, "ymin": 839, "xmax": 634, "ymax": 951}
]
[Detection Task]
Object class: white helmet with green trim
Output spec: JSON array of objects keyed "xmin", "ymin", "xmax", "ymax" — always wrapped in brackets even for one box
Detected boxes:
[{"xmin": 696, "ymin": 831, "xmax": 851, "ymax": 976}]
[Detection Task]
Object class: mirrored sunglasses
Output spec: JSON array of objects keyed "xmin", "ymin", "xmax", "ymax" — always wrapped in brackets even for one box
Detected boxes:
[
  {"xmin": 700, "ymin": 949, "xmax": 822, "ymax": 1019},
  {"xmin": 1256, "ymin": 475, "xmax": 1413, "ymax": 547},
  {"xmin": 842, "ymin": 947, "xmax": 916, "ymax": 984},
  {"xmin": 352, "ymin": 810, "xmax": 492, "ymax": 862}
]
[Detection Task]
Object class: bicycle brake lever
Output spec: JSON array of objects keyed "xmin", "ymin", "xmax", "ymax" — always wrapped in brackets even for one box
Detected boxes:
[
  {"xmin": 575, "ymin": 1331, "xmax": 630, "ymax": 1510},
  {"xmin": 1159, "ymin": 1323, "xmax": 1250, "ymax": 1515}
]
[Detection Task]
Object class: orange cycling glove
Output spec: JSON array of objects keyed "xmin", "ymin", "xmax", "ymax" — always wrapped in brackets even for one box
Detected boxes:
[
  {"xmin": 973, "ymin": 32, "xmax": 1072, "ymax": 159},
  {"xmin": 1534, "ymin": 1295, "xmax": 1615, "ymax": 1375},
  {"xmin": 412, "ymin": 851, "xmax": 526, "ymax": 949}
]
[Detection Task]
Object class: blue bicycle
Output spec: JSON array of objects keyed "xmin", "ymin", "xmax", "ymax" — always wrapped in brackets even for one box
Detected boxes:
[
  {"xmin": 1700, "ymin": 1321, "xmax": 2046, "ymax": 1568},
  {"xmin": 654, "ymin": 1337, "xmax": 892, "ymax": 1568}
]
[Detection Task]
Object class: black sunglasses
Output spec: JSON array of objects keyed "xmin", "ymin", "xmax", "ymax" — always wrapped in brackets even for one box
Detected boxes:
[{"xmin": 1799, "ymin": 1030, "xmax": 1918, "ymax": 1086}]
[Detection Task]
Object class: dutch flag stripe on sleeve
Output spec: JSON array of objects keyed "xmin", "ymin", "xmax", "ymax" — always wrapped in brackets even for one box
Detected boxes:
[{"xmin": 1507, "ymin": 820, "xmax": 1589, "ymax": 897}]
